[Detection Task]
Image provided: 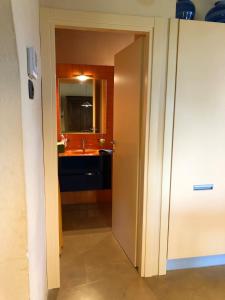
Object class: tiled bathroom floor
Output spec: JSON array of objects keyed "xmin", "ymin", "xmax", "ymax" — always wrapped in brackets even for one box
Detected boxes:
[
  {"xmin": 54, "ymin": 229, "xmax": 155, "ymax": 300},
  {"xmin": 49, "ymin": 229, "xmax": 225, "ymax": 300},
  {"xmin": 62, "ymin": 202, "xmax": 112, "ymax": 231}
]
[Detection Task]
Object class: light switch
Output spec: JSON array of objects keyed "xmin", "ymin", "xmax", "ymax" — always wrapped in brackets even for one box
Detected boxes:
[{"xmin": 27, "ymin": 47, "xmax": 38, "ymax": 80}]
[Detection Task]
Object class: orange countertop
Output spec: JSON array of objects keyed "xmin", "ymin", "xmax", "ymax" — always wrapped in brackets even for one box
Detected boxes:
[{"xmin": 58, "ymin": 149, "xmax": 100, "ymax": 157}]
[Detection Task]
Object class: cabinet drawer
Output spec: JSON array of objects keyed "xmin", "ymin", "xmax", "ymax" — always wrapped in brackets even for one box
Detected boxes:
[
  {"xmin": 59, "ymin": 173, "xmax": 103, "ymax": 192},
  {"xmin": 58, "ymin": 156, "xmax": 103, "ymax": 174}
]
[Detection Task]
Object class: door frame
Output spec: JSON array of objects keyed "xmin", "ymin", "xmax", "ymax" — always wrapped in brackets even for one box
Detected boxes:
[
  {"xmin": 159, "ymin": 19, "xmax": 179, "ymax": 275},
  {"xmin": 40, "ymin": 8, "xmax": 170, "ymax": 289}
]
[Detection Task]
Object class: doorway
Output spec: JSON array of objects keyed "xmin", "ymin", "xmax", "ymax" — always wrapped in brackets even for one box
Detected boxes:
[
  {"xmin": 41, "ymin": 8, "xmax": 169, "ymax": 290},
  {"xmin": 56, "ymin": 27, "xmax": 148, "ymax": 270}
]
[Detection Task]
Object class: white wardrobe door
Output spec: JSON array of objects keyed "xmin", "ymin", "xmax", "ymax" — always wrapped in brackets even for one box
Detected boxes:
[{"xmin": 168, "ymin": 20, "xmax": 225, "ymax": 259}]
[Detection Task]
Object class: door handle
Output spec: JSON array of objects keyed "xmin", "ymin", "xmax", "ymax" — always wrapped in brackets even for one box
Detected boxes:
[{"xmin": 193, "ymin": 184, "xmax": 214, "ymax": 191}]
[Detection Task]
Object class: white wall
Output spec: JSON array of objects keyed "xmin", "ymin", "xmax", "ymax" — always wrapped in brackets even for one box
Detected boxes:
[
  {"xmin": 0, "ymin": 1, "xmax": 29, "ymax": 299},
  {"xmin": 56, "ymin": 29, "xmax": 135, "ymax": 66},
  {"xmin": 11, "ymin": 1, "xmax": 47, "ymax": 300},
  {"xmin": 40, "ymin": 0, "xmax": 176, "ymax": 18}
]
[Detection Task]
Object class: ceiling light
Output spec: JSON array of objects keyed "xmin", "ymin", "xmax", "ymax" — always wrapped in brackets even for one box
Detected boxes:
[{"xmin": 75, "ymin": 74, "xmax": 91, "ymax": 81}]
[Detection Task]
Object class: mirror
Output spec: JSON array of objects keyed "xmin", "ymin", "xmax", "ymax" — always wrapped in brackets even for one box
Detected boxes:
[{"xmin": 59, "ymin": 78, "xmax": 107, "ymax": 134}]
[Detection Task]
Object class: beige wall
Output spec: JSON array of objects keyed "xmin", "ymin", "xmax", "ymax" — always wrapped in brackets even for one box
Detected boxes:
[
  {"xmin": 40, "ymin": 0, "xmax": 176, "ymax": 18},
  {"xmin": 56, "ymin": 29, "xmax": 135, "ymax": 66},
  {"xmin": 11, "ymin": 0, "xmax": 47, "ymax": 300},
  {"xmin": 0, "ymin": 1, "xmax": 29, "ymax": 299},
  {"xmin": 41, "ymin": 0, "xmax": 215, "ymax": 20},
  {"xmin": 192, "ymin": 0, "xmax": 213, "ymax": 20}
]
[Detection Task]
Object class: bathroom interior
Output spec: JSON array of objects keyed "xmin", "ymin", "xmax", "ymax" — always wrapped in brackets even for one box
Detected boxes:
[{"xmin": 56, "ymin": 28, "xmax": 142, "ymax": 242}]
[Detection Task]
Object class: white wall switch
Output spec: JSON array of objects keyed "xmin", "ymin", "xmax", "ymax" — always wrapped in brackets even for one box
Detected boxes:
[{"xmin": 27, "ymin": 47, "xmax": 38, "ymax": 80}]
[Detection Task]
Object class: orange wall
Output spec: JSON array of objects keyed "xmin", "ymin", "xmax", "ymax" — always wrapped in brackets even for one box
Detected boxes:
[{"xmin": 56, "ymin": 64, "xmax": 114, "ymax": 150}]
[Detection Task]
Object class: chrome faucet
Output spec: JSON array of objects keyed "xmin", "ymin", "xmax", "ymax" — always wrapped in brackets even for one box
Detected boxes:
[
  {"xmin": 60, "ymin": 134, "xmax": 68, "ymax": 148},
  {"xmin": 81, "ymin": 138, "xmax": 86, "ymax": 153}
]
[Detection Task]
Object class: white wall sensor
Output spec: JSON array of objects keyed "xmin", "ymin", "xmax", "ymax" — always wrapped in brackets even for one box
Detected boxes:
[{"xmin": 27, "ymin": 47, "xmax": 38, "ymax": 80}]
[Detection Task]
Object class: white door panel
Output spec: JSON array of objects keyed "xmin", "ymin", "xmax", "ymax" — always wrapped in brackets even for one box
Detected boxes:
[
  {"xmin": 168, "ymin": 21, "xmax": 225, "ymax": 259},
  {"xmin": 112, "ymin": 37, "xmax": 144, "ymax": 266}
]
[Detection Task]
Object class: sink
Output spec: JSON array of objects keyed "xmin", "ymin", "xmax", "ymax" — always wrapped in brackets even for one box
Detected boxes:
[
  {"xmin": 60, "ymin": 149, "xmax": 100, "ymax": 156},
  {"xmin": 73, "ymin": 149, "xmax": 100, "ymax": 156}
]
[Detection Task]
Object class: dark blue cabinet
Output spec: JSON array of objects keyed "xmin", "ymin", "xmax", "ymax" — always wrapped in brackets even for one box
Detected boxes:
[{"xmin": 58, "ymin": 154, "xmax": 112, "ymax": 192}]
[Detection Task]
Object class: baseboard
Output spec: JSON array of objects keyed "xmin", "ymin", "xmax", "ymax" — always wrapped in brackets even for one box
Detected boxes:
[{"xmin": 167, "ymin": 254, "xmax": 225, "ymax": 271}]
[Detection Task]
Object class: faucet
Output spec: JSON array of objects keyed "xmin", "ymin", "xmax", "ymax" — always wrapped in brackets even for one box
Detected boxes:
[
  {"xmin": 60, "ymin": 134, "xmax": 68, "ymax": 148},
  {"xmin": 81, "ymin": 138, "xmax": 86, "ymax": 153}
]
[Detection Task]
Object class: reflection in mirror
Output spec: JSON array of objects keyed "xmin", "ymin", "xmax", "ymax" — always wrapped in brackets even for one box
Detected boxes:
[{"xmin": 59, "ymin": 78, "xmax": 107, "ymax": 134}]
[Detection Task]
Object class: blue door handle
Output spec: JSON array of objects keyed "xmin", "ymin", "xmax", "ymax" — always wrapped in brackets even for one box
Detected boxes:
[{"xmin": 193, "ymin": 184, "xmax": 214, "ymax": 191}]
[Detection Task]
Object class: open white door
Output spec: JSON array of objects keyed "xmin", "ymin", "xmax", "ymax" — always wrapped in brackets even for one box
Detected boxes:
[{"xmin": 112, "ymin": 37, "xmax": 145, "ymax": 266}]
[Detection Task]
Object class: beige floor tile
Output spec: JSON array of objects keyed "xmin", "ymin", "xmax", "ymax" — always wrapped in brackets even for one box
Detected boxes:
[
  {"xmin": 56, "ymin": 230, "xmax": 153, "ymax": 300},
  {"xmin": 147, "ymin": 266, "xmax": 225, "ymax": 300},
  {"xmin": 49, "ymin": 210, "xmax": 225, "ymax": 300}
]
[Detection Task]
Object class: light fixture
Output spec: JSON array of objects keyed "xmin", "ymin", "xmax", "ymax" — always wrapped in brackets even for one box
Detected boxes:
[
  {"xmin": 75, "ymin": 74, "xmax": 92, "ymax": 82},
  {"xmin": 81, "ymin": 101, "xmax": 92, "ymax": 108}
]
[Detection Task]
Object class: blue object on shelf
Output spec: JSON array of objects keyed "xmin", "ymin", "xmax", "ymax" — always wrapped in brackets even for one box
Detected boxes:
[
  {"xmin": 205, "ymin": 1, "xmax": 225, "ymax": 23},
  {"xmin": 176, "ymin": 0, "xmax": 196, "ymax": 20}
]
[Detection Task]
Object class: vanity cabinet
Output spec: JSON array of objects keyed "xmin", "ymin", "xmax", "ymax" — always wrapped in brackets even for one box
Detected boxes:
[{"xmin": 58, "ymin": 153, "xmax": 112, "ymax": 192}]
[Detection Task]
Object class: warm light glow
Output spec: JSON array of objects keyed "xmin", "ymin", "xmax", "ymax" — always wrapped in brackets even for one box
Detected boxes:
[{"xmin": 75, "ymin": 74, "xmax": 91, "ymax": 81}]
